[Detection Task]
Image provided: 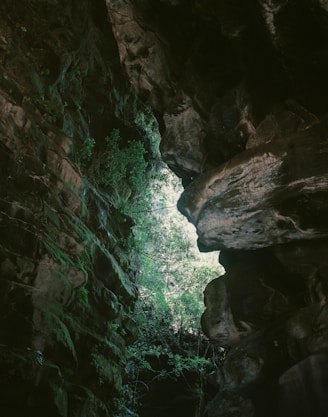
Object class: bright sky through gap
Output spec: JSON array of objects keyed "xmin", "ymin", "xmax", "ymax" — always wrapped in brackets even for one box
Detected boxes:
[{"xmin": 158, "ymin": 166, "xmax": 224, "ymax": 273}]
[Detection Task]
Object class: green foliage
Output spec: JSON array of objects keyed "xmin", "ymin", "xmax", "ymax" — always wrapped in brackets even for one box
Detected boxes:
[
  {"xmin": 118, "ymin": 168, "xmax": 222, "ymax": 414},
  {"xmin": 111, "ymin": 85, "xmax": 139, "ymax": 123},
  {"xmin": 41, "ymin": 308, "xmax": 77, "ymax": 361},
  {"xmin": 76, "ymin": 137, "xmax": 95, "ymax": 168},
  {"xmin": 91, "ymin": 351, "xmax": 109, "ymax": 385},
  {"xmin": 75, "ymin": 286, "xmax": 89, "ymax": 306},
  {"xmin": 134, "ymin": 106, "xmax": 161, "ymax": 160},
  {"xmin": 126, "ymin": 303, "xmax": 211, "ymax": 379},
  {"xmin": 77, "ymin": 387, "xmax": 110, "ymax": 417},
  {"xmin": 32, "ymin": 93, "xmax": 63, "ymax": 124},
  {"xmin": 38, "ymin": 96, "xmax": 218, "ymax": 415},
  {"xmin": 127, "ymin": 170, "xmax": 221, "ymax": 334},
  {"xmin": 90, "ymin": 128, "xmax": 148, "ymax": 200},
  {"xmin": 167, "ymin": 353, "xmax": 209, "ymax": 378},
  {"xmin": 43, "ymin": 205, "xmax": 61, "ymax": 228},
  {"xmin": 43, "ymin": 97, "xmax": 61, "ymax": 123},
  {"xmin": 73, "ymin": 127, "xmax": 149, "ymax": 216},
  {"xmin": 90, "ymin": 342, "xmax": 123, "ymax": 388},
  {"xmin": 68, "ymin": 66, "xmax": 82, "ymax": 82},
  {"xmin": 42, "ymin": 185, "xmax": 120, "ymax": 282},
  {"xmin": 43, "ymin": 238, "xmax": 75, "ymax": 268}
]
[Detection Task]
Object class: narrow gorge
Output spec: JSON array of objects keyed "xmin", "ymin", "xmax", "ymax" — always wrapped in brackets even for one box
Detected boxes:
[{"xmin": 1, "ymin": 1, "xmax": 328, "ymax": 416}]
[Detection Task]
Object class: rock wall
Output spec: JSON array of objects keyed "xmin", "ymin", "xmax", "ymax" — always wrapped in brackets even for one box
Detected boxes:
[
  {"xmin": 107, "ymin": 1, "xmax": 328, "ymax": 416},
  {"xmin": 2, "ymin": 0, "xmax": 328, "ymax": 415},
  {"xmin": 0, "ymin": 1, "xmax": 151, "ymax": 415}
]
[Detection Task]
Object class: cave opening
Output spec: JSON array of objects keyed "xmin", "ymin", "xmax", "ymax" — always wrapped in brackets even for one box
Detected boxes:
[{"xmin": 121, "ymin": 163, "xmax": 223, "ymax": 417}]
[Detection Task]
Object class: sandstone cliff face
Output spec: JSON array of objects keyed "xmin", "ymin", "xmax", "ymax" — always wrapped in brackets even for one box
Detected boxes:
[
  {"xmin": 107, "ymin": 1, "xmax": 328, "ymax": 416},
  {"xmin": 0, "ymin": 1, "xmax": 148, "ymax": 415},
  {"xmin": 2, "ymin": 0, "xmax": 328, "ymax": 416}
]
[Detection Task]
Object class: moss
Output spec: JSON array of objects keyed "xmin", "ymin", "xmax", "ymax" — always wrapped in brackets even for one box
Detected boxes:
[
  {"xmin": 51, "ymin": 383, "xmax": 68, "ymax": 417},
  {"xmin": 0, "ymin": 1, "xmax": 165, "ymax": 414},
  {"xmin": 40, "ymin": 308, "xmax": 77, "ymax": 362}
]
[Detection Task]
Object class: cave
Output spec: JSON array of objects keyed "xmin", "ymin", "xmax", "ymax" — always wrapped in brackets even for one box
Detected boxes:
[{"xmin": 1, "ymin": 1, "xmax": 328, "ymax": 416}]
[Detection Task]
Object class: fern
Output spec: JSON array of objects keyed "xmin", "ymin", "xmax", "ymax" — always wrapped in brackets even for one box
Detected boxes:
[{"xmin": 42, "ymin": 309, "xmax": 77, "ymax": 361}]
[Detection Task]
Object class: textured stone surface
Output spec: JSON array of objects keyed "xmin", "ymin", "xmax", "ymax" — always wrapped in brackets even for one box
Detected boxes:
[
  {"xmin": 202, "ymin": 248, "xmax": 328, "ymax": 416},
  {"xmin": 107, "ymin": 0, "xmax": 328, "ymax": 416},
  {"xmin": 178, "ymin": 120, "xmax": 328, "ymax": 250},
  {"xmin": 3, "ymin": 0, "xmax": 328, "ymax": 416},
  {"xmin": 201, "ymin": 252, "xmax": 295, "ymax": 347},
  {"xmin": 0, "ymin": 1, "xmax": 141, "ymax": 415}
]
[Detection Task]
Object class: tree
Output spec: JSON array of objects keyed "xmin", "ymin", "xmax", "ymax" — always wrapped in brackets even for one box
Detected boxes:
[{"xmin": 122, "ymin": 167, "xmax": 224, "ymax": 413}]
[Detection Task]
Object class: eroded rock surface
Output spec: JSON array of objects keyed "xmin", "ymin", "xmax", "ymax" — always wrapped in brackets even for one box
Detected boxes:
[
  {"xmin": 107, "ymin": 0, "xmax": 328, "ymax": 416},
  {"xmin": 2, "ymin": 0, "xmax": 328, "ymax": 416},
  {"xmin": 0, "ymin": 1, "xmax": 142, "ymax": 415},
  {"xmin": 178, "ymin": 120, "xmax": 328, "ymax": 250}
]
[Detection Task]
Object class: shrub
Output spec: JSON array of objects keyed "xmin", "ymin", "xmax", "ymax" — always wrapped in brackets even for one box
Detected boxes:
[{"xmin": 90, "ymin": 129, "xmax": 148, "ymax": 198}]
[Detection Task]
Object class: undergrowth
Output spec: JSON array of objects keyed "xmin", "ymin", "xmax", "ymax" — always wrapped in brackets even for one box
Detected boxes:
[{"xmin": 38, "ymin": 92, "xmax": 218, "ymax": 416}]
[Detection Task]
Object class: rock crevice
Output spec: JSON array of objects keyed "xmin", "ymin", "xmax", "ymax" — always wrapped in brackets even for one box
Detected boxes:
[
  {"xmin": 2, "ymin": 0, "xmax": 328, "ymax": 416},
  {"xmin": 108, "ymin": 0, "xmax": 328, "ymax": 415}
]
